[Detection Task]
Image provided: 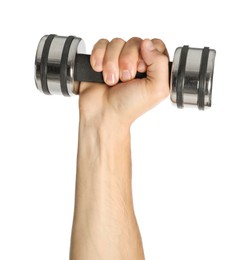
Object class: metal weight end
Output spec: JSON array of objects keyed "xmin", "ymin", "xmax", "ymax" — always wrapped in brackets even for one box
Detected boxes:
[
  {"xmin": 170, "ymin": 46, "xmax": 216, "ymax": 110},
  {"xmin": 34, "ymin": 34, "xmax": 85, "ymax": 96}
]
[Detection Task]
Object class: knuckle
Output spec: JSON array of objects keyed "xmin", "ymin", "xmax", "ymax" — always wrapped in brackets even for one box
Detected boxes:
[
  {"xmin": 93, "ymin": 38, "xmax": 109, "ymax": 49},
  {"xmin": 98, "ymin": 38, "xmax": 109, "ymax": 44},
  {"xmin": 152, "ymin": 38, "xmax": 167, "ymax": 53},
  {"xmin": 152, "ymin": 38, "xmax": 164, "ymax": 46},
  {"xmin": 111, "ymin": 37, "xmax": 125, "ymax": 45},
  {"xmin": 128, "ymin": 37, "xmax": 142, "ymax": 43}
]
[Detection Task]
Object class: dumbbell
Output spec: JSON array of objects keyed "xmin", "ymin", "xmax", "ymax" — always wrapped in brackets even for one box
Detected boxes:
[{"xmin": 35, "ymin": 34, "xmax": 216, "ymax": 110}]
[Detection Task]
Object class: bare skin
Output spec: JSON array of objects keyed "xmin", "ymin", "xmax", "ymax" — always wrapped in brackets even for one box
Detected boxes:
[{"xmin": 70, "ymin": 37, "xmax": 169, "ymax": 260}]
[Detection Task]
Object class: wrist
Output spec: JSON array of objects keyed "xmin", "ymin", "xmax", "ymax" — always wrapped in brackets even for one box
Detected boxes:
[{"xmin": 79, "ymin": 111, "xmax": 131, "ymax": 141}]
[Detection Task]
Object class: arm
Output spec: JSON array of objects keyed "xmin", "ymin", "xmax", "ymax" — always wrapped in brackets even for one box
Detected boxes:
[
  {"xmin": 70, "ymin": 38, "xmax": 169, "ymax": 260},
  {"xmin": 70, "ymin": 117, "xmax": 143, "ymax": 259}
]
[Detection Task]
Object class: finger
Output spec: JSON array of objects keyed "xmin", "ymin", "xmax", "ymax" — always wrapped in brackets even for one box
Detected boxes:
[
  {"xmin": 151, "ymin": 38, "xmax": 169, "ymax": 58},
  {"xmin": 103, "ymin": 38, "xmax": 125, "ymax": 86},
  {"xmin": 90, "ymin": 39, "xmax": 109, "ymax": 72},
  {"xmin": 119, "ymin": 37, "xmax": 142, "ymax": 82},
  {"xmin": 137, "ymin": 57, "xmax": 147, "ymax": 73},
  {"xmin": 137, "ymin": 39, "xmax": 169, "ymax": 73},
  {"xmin": 140, "ymin": 39, "xmax": 170, "ymax": 99}
]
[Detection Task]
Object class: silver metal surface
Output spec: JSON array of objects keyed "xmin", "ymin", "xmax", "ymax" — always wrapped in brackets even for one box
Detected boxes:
[
  {"xmin": 170, "ymin": 47, "xmax": 216, "ymax": 108},
  {"xmin": 34, "ymin": 35, "xmax": 46, "ymax": 93},
  {"xmin": 35, "ymin": 35, "xmax": 85, "ymax": 96}
]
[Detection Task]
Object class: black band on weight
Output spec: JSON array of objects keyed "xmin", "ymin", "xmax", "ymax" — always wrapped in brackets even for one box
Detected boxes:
[
  {"xmin": 176, "ymin": 46, "xmax": 189, "ymax": 108},
  {"xmin": 40, "ymin": 34, "xmax": 56, "ymax": 95},
  {"xmin": 198, "ymin": 47, "xmax": 210, "ymax": 110},
  {"xmin": 60, "ymin": 36, "xmax": 76, "ymax": 96}
]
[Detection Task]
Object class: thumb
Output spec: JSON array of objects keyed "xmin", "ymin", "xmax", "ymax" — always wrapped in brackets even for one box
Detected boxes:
[{"xmin": 140, "ymin": 39, "xmax": 169, "ymax": 97}]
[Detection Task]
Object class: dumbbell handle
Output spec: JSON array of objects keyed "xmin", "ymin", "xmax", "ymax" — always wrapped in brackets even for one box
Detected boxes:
[{"xmin": 73, "ymin": 53, "xmax": 172, "ymax": 83}]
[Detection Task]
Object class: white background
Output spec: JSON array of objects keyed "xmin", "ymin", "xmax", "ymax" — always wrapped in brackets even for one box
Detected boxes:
[{"xmin": 0, "ymin": 0, "xmax": 248, "ymax": 259}]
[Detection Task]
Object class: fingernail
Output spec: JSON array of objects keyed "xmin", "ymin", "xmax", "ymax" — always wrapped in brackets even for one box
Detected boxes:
[
  {"xmin": 138, "ymin": 60, "xmax": 146, "ymax": 72},
  {"xmin": 121, "ymin": 70, "xmax": 131, "ymax": 81},
  {"xmin": 105, "ymin": 73, "xmax": 116, "ymax": 85}
]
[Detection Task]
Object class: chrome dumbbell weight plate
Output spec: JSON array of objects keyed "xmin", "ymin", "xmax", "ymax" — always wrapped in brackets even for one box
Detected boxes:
[
  {"xmin": 170, "ymin": 46, "xmax": 216, "ymax": 109},
  {"xmin": 35, "ymin": 35, "xmax": 86, "ymax": 96}
]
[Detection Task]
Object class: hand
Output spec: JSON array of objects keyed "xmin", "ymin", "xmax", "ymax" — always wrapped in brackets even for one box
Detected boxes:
[{"xmin": 79, "ymin": 37, "xmax": 169, "ymax": 127}]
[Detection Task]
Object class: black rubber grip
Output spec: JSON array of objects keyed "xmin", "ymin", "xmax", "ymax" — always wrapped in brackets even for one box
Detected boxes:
[
  {"xmin": 74, "ymin": 54, "xmax": 172, "ymax": 83},
  {"xmin": 74, "ymin": 54, "xmax": 104, "ymax": 83}
]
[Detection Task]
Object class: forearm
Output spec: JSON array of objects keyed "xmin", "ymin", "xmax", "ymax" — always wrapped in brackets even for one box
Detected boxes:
[{"xmin": 70, "ymin": 118, "xmax": 144, "ymax": 260}]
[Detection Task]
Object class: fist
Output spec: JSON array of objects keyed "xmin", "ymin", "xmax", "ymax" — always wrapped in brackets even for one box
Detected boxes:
[{"xmin": 79, "ymin": 37, "xmax": 169, "ymax": 126}]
